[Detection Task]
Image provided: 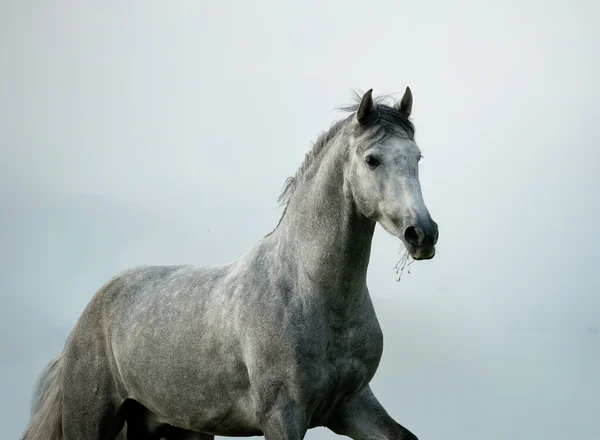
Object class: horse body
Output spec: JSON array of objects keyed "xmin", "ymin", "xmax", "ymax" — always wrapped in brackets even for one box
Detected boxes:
[
  {"xmin": 103, "ymin": 259, "xmax": 382, "ymax": 435},
  {"xmin": 23, "ymin": 88, "xmax": 438, "ymax": 440}
]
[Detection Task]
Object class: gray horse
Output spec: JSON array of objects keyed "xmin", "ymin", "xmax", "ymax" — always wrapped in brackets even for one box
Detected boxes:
[{"xmin": 23, "ymin": 88, "xmax": 438, "ymax": 440}]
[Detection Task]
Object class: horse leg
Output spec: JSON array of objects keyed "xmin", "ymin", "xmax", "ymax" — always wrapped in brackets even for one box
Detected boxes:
[
  {"xmin": 327, "ymin": 385, "xmax": 418, "ymax": 440},
  {"xmin": 61, "ymin": 365, "xmax": 124, "ymax": 440},
  {"xmin": 120, "ymin": 400, "xmax": 214, "ymax": 440},
  {"xmin": 60, "ymin": 322, "xmax": 125, "ymax": 439},
  {"xmin": 257, "ymin": 393, "xmax": 307, "ymax": 440},
  {"xmin": 61, "ymin": 371, "xmax": 124, "ymax": 440}
]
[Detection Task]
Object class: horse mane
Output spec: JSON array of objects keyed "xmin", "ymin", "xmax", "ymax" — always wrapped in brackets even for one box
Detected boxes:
[
  {"xmin": 267, "ymin": 92, "xmax": 416, "ymax": 236},
  {"xmin": 276, "ymin": 118, "xmax": 348, "ymax": 207}
]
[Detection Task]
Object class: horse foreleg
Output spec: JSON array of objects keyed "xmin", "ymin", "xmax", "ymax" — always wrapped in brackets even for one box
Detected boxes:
[
  {"xmin": 257, "ymin": 393, "xmax": 307, "ymax": 440},
  {"xmin": 327, "ymin": 385, "xmax": 418, "ymax": 440}
]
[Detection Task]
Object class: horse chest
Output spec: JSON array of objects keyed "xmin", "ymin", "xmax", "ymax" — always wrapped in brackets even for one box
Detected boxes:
[
  {"xmin": 298, "ymin": 321, "xmax": 379, "ymax": 405},
  {"xmin": 299, "ymin": 323, "xmax": 382, "ymax": 425},
  {"xmin": 328, "ymin": 325, "xmax": 381, "ymax": 385}
]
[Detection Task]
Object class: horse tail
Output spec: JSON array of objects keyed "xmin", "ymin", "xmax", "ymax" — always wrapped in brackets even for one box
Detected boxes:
[{"xmin": 22, "ymin": 354, "xmax": 64, "ymax": 440}]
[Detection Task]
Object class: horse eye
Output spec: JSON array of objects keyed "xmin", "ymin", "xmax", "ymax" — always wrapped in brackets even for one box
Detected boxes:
[{"xmin": 365, "ymin": 155, "xmax": 380, "ymax": 169}]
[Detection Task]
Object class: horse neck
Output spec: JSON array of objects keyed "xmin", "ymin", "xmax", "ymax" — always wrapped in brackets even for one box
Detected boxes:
[{"xmin": 274, "ymin": 131, "xmax": 376, "ymax": 299}]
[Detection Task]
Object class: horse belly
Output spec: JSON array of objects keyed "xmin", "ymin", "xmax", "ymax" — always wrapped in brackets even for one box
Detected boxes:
[
  {"xmin": 114, "ymin": 327, "xmax": 258, "ymax": 434},
  {"xmin": 123, "ymin": 358, "xmax": 259, "ymax": 434}
]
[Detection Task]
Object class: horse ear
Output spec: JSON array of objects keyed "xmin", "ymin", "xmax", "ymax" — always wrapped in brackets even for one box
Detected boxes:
[
  {"xmin": 356, "ymin": 89, "xmax": 374, "ymax": 125},
  {"xmin": 396, "ymin": 86, "xmax": 413, "ymax": 117}
]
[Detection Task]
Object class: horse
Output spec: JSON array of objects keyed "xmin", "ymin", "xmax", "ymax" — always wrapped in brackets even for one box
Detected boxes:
[{"xmin": 22, "ymin": 87, "xmax": 439, "ymax": 440}]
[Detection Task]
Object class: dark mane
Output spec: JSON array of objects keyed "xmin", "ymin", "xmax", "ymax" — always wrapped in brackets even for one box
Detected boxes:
[
  {"xmin": 341, "ymin": 91, "xmax": 415, "ymax": 145},
  {"xmin": 266, "ymin": 92, "xmax": 415, "ymax": 236},
  {"xmin": 276, "ymin": 118, "xmax": 348, "ymax": 207}
]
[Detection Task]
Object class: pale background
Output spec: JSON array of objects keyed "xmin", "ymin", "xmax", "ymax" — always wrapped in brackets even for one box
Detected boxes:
[{"xmin": 2, "ymin": 1, "xmax": 599, "ymax": 438}]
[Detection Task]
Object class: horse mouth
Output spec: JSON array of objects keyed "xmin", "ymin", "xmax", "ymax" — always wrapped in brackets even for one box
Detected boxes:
[
  {"xmin": 407, "ymin": 245, "xmax": 436, "ymax": 261},
  {"xmin": 412, "ymin": 249, "xmax": 435, "ymax": 260}
]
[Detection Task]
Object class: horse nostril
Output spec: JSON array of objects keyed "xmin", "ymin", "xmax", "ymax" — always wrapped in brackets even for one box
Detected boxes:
[{"xmin": 404, "ymin": 226, "xmax": 424, "ymax": 247}]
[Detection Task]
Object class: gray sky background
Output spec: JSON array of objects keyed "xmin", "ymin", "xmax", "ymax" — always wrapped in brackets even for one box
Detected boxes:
[{"xmin": 2, "ymin": 0, "xmax": 599, "ymax": 438}]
